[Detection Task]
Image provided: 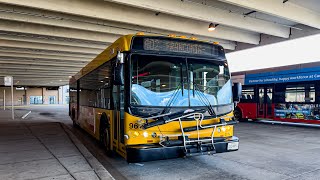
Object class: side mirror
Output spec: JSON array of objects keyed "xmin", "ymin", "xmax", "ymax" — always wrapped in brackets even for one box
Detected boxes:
[
  {"xmin": 113, "ymin": 52, "xmax": 124, "ymax": 85},
  {"xmin": 232, "ymin": 82, "xmax": 242, "ymax": 102}
]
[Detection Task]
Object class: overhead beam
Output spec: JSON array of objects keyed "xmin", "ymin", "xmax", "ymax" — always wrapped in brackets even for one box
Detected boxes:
[
  {"xmin": 0, "ymin": 32, "xmax": 109, "ymax": 49},
  {"xmin": 232, "ymin": 24, "xmax": 320, "ymax": 52},
  {"xmin": 0, "ymin": 72, "xmax": 74, "ymax": 76},
  {"xmin": 0, "ymin": 19, "xmax": 120, "ymax": 44},
  {"xmin": 0, "ymin": 65, "xmax": 80, "ymax": 71},
  {"xmin": 0, "ymin": 52, "xmax": 91, "ymax": 62},
  {"xmin": 0, "ymin": 5, "xmax": 236, "ymax": 49},
  {"xmin": 0, "ymin": 0, "xmax": 259, "ymax": 44},
  {"xmin": 0, "ymin": 61, "xmax": 85, "ymax": 68},
  {"xmin": 0, "ymin": 68, "xmax": 77, "ymax": 73},
  {"xmin": 218, "ymin": 0, "xmax": 320, "ymax": 29},
  {"xmin": 0, "ymin": 39, "xmax": 102, "ymax": 54},
  {"xmin": 0, "ymin": 73, "xmax": 75, "ymax": 80},
  {"xmin": 4, "ymin": 77, "xmax": 69, "ymax": 80},
  {"xmin": 0, "ymin": 80, "xmax": 67, "ymax": 86},
  {"xmin": 0, "ymin": 48, "xmax": 96, "ymax": 59},
  {"xmin": 0, "ymin": 70, "xmax": 74, "ymax": 73},
  {"xmin": 105, "ymin": 0, "xmax": 290, "ymax": 38}
]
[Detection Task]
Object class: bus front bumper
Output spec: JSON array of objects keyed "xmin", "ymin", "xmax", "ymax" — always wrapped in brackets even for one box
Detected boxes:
[{"xmin": 126, "ymin": 136, "xmax": 239, "ymax": 163}]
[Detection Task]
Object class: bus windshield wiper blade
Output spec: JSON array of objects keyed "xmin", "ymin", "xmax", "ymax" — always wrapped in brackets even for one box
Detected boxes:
[
  {"xmin": 193, "ymin": 83, "xmax": 217, "ymax": 117},
  {"xmin": 161, "ymin": 82, "xmax": 183, "ymax": 114}
]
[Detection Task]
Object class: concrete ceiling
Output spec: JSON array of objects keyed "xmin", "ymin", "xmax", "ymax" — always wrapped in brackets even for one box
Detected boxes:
[{"xmin": 0, "ymin": 0, "xmax": 318, "ymax": 86}]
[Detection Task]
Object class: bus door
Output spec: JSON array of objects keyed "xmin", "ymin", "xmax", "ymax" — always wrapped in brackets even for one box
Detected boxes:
[
  {"xmin": 257, "ymin": 86, "xmax": 273, "ymax": 119},
  {"xmin": 112, "ymin": 85, "xmax": 126, "ymax": 155}
]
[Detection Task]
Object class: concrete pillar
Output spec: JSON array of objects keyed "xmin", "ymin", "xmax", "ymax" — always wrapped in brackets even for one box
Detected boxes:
[
  {"xmin": 42, "ymin": 87, "xmax": 44, "ymax": 104},
  {"xmin": 58, "ymin": 87, "xmax": 60, "ymax": 104},
  {"xmin": 24, "ymin": 88, "xmax": 27, "ymax": 105}
]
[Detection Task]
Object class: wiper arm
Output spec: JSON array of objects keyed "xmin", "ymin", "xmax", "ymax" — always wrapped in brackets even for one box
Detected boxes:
[
  {"xmin": 161, "ymin": 82, "xmax": 182, "ymax": 114},
  {"xmin": 161, "ymin": 64, "xmax": 185, "ymax": 114},
  {"xmin": 193, "ymin": 82, "xmax": 217, "ymax": 117}
]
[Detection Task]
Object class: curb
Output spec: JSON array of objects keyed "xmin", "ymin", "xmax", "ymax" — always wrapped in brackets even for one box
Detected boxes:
[{"xmin": 61, "ymin": 123, "xmax": 115, "ymax": 180}]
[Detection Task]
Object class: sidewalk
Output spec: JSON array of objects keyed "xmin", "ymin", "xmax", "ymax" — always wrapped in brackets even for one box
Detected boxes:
[{"xmin": 0, "ymin": 109, "xmax": 114, "ymax": 180}]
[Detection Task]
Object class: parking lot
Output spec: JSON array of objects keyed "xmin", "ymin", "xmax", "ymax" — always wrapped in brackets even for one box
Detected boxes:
[{"xmin": 10, "ymin": 106, "xmax": 320, "ymax": 180}]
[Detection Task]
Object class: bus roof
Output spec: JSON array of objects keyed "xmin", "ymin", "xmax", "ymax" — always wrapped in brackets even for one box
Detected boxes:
[{"xmin": 70, "ymin": 34, "xmax": 135, "ymax": 83}]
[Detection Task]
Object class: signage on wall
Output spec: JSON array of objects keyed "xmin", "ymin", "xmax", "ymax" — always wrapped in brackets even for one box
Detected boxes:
[
  {"xmin": 4, "ymin": 76, "xmax": 13, "ymax": 86},
  {"xmin": 244, "ymin": 66, "xmax": 320, "ymax": 85}
]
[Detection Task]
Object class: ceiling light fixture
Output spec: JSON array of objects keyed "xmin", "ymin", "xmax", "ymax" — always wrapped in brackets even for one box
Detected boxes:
[{"xmin": 208, "ymin": 23, "xmax": 219, "ymax": 31}]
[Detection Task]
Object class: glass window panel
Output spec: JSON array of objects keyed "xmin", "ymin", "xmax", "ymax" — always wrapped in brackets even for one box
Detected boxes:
[{"xmin": 241, "ymin": 87, "xmax": 255, "ymax": 102}]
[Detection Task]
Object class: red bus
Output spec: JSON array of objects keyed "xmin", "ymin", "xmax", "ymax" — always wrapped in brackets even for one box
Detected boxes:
[{"xmin": 232, "ymin": 62, "xmax": 320, "ymax": 124}]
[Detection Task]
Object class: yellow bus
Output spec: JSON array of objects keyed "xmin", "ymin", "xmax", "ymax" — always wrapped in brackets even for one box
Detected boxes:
[{"xmin": 69, "ymin": 34, "xmax": 241, "ymax": 162}]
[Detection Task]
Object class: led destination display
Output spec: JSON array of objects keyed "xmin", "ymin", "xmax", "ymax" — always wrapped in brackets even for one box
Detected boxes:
[{"xmin": 131, "ymin": 36, "xmax": 224, "ymax": 58}]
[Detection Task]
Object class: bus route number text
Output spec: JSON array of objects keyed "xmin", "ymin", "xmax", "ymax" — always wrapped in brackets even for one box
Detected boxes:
[{"xmin": 129, "ymin": 123, "xmax": 139, "ymax": 129}]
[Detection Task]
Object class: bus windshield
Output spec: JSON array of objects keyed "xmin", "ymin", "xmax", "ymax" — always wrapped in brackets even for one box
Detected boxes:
[{"xmin": 130, "ymin": 54, "xmax": 232, "ymax": 107}]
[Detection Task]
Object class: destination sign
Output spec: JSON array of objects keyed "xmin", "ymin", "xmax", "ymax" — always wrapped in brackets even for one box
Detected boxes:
[
  {"xmin": 132, "ymin": 37, "xmax": 222, "ymax": 57},
  {"xmin": 143, "ymin": 38, "xmax": 219, "ymax": 56}
]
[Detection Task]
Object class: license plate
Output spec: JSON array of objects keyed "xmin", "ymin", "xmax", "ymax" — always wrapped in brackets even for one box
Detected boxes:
[{"xmin": 227, "ymin": 142, "xmax": 239, "ymax": 150}]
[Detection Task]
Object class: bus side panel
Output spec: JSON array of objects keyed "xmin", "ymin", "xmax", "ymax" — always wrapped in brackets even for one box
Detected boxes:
[
  {"xmin": 77, "ymin": 106, "xmax": 96, "ymax": 137},
  {"xmin": 237, "ymin": 103, "xmax": 257, "ymax": 119}
]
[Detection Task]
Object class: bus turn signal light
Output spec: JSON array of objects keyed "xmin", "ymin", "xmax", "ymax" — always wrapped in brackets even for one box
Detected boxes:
[{"xmin": 177, "ymin": 35, "xmax": 187, "ymax": 39}]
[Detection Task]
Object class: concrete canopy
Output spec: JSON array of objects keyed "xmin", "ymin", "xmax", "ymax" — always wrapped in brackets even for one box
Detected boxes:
[{"xmin": 0, "ymin": 0, "xmax": 318, "ymax": 86}]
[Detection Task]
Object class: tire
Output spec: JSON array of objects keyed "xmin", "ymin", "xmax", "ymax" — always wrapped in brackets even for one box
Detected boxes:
[
  {"xmin": 234, "ymin": 108, "xmax": 246, "ymax": 122},
  {"xmin": 71, "ymin": 109, "xmax": 78, "ymax": 128},
  {"xmin": 72, "ymin": 109, "xmax": 75, "ymax": 119},
  {"xmin": 99, "ymin": 117, "xmax": 113, "ymax": 156},
  {"xmin": 72, "ymin": 119, "xmax": 79, "ymax": 128}
]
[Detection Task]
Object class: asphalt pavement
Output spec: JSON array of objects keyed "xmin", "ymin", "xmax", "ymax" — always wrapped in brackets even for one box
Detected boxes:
[
  {"xmin": 0, "ymin": 106, "xmax": 114, "ymax": 180},
  {"xmin": 3, "ymin": 105, "xmax": 320, "ymax": 180}
]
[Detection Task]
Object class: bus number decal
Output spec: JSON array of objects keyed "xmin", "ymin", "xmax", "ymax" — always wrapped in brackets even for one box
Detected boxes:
[{"xmin": 129, "ymin": 123, "xmax": 139, "ymax": 129}]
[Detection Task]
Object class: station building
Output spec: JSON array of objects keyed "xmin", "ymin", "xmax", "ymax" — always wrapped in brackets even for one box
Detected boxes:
[{"xmin": 0, "ymin": 85, "xmax": 69, "ymax": 106}]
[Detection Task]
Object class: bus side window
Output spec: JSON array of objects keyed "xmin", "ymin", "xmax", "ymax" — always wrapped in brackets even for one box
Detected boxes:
[
  {"xmin": 241, "ymin": 87, "xmax": 255, "ymax": 103},
  {"xmin": 274, "ymin": 84, "xmax": 286, "ymax": 103},
  {"xmin": 97, "ymin": 61, "xmax": 112, "ymax": 109},
  {"xmin": 284, "ymin": 84, "xmax": 315, "ymax": 103}
]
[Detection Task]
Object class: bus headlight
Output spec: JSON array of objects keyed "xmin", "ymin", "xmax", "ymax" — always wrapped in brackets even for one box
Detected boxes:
[
  {"xmin": 143, "ymin": 131, "xmax": 148, "ymax": 138},
  {"xmin": 151, "ymin": 132, "xmax": 157, "ymax": 138}
]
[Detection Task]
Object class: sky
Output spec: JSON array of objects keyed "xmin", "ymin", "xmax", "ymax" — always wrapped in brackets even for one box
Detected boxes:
[{"xmin": 226, "ymin": 34, "xmax": 320, "ymax": 73}]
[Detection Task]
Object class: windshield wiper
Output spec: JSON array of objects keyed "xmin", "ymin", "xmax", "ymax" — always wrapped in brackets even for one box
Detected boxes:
[
  {"xmin": 192, "ymin": 82, "xmax": 217, "ymax": 117},
  {"xmin": 161, "ymin": 63, "xmax": 185, "ymax": 114},
  {"xmin": 161, "ymin": 82, "xmax": 183, "ymax": 114}
]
